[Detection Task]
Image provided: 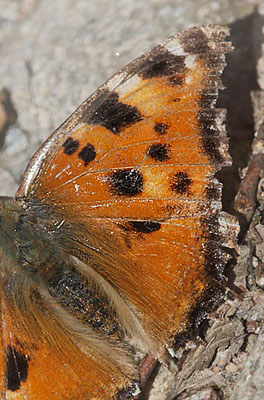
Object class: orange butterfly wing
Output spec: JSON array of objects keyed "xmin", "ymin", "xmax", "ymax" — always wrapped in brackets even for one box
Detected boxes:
[
  {"xmin": 0, "ymin": 25, "xmax": 237, "ymax": 399},
  {"xmin": 17, "ymin": 25, "xmax": 235, "ymax": 354},
  {"xmin": 0, "ymin": 295, "xmax": 133, "ymax": 399}
]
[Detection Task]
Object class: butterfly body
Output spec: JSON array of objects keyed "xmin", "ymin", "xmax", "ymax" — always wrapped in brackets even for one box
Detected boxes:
[{"xmin": 0, "ymin": 25, "xmax": 238, "ymax": 399}]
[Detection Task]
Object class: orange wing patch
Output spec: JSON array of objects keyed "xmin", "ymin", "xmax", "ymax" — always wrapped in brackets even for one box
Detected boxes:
[
  {"xmin": 23, "ymin": 57, "xmax": 228, "ymax": 199},
  {"xmin": 0, "ymin": 261, "xmax": 137, "ymax": 399},
  {"xmin": 0, "ymin": 25, "xmax": 238, "ymax": 399}
]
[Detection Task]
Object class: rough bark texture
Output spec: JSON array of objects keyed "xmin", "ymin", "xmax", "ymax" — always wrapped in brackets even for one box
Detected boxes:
[{"xmin": 0, "ymin": 1, "xmax": 263, "ymax": 399}]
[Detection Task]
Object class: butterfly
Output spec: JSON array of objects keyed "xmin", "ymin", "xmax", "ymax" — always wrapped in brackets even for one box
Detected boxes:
[{"xmin": 0, "ymin": 25, "xmax": 237, "ymax": 399}]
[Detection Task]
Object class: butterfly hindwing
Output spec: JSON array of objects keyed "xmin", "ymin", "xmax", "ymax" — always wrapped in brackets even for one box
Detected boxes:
[{"xmin": 0, "ymin": 244, "xmax": 138, "ymax": 399}]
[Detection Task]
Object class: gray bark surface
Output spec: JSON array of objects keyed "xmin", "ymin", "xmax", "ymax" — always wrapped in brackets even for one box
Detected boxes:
[{"xmin": 0, "ymin": 1, "xmax": 263, "ymax": 399}]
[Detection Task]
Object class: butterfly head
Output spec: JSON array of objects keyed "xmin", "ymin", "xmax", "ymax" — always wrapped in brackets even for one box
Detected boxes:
[
  {"xmin": 0, "ymin": 197, "xmax": 23, "ymax": 266},
  {"xmin": 0, "ymin": 197, "xmax": 65, "ymax": 280}
]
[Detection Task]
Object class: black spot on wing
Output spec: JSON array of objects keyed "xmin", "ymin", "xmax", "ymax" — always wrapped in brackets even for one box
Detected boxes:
[
  {"xmin": 181, "ymin": 28, "xmax": 210, "ymax": 55},
  {"xmin": 198, "ymin": 93, "xmax": 220, "ymax": 137},
  {"xmin": 6, "ymin": 347, "xmax": 28, "ymax": 391},
  {"xmin": 109, "ymin": 169, "xmax": 143, "ymax": 196},
  {"xmin": 129, "ymin": 220, "xmax": 161, "ymax": 234},
  {"xmin": 147, "ymin": 143, "xmax": 171, "ymax": 162},
  {"xmin": 154, "ymin": 122, "xmax": 169, "ymax": 135},
  {"xmin": 198, "ymin": 99, "xmax": 224, "ymax": 164},
  {"xmin": 201, "ymin": 136, "xmax": 223, "ymax": 164},
  {"xmin": 88, "ymin": 91, "xmax": 142, "ymax": 134},
  {"xmin": 206, "ymin": 182, "xmax": 221, "ymax": 201},
  {"xmin": 171, "ymin": 171, "xmax": 192, "ymax": 194},
  {"xmin": 169, "ymin": 75, "xmax": 185, "ymax": 86},
  {"xmin": 134, "ymin": 47, "xmax": 186, "ymax": 79},
  {"xmin": 63, "ymin": 137, "xmax": 79, "ymax": 155},
  {"xmin": 202, "ymin": 214, "xmax": 226, "ymax": 275},
  {"xmin": 78, "ymin": 143, "xmax": 96, "ymax": 166}
]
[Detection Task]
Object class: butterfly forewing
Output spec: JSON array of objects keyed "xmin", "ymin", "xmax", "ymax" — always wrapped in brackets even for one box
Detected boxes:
[{"xmin": 0, "ymin": 25, "xmax": 237, "ymax": 399}]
